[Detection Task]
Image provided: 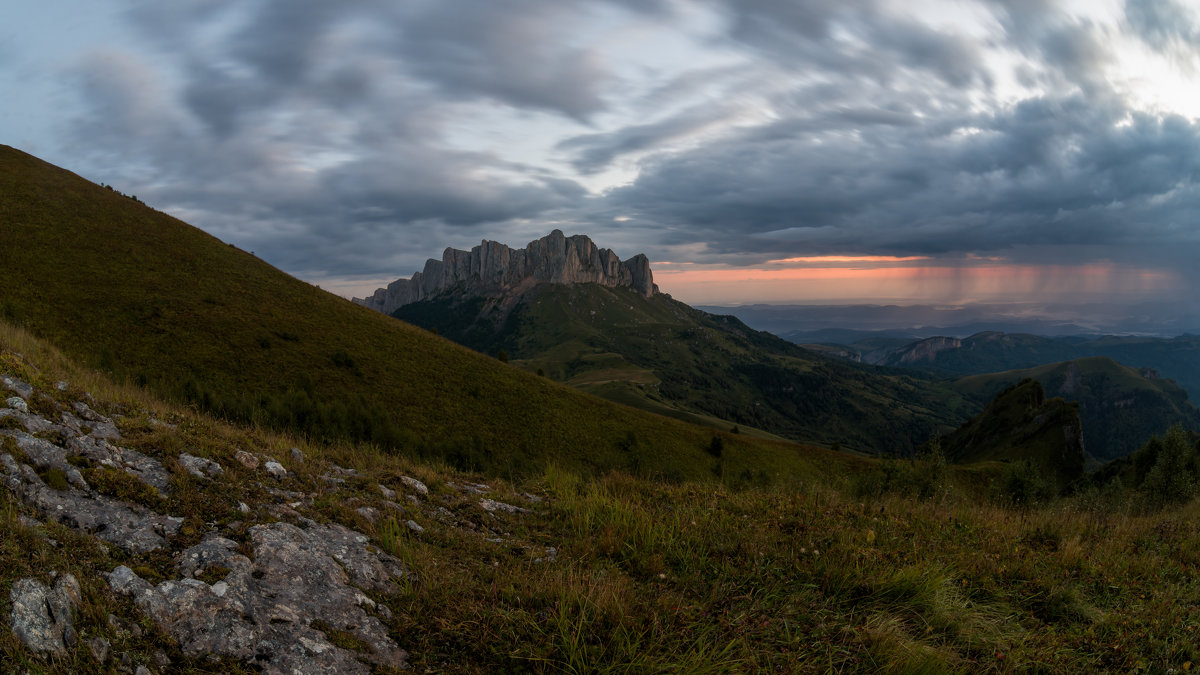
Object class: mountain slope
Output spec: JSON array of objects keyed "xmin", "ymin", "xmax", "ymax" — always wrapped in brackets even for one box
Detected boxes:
[
  {"xmin": 858, "ymin": 331, "xmax": 1200, "ymax": 401},
  {"xmin": 0, "ymin": 144, "xmax": 834, "ymax": 481},
  {"xmin": 393, "ymin": 282, "xmax": 976, "ymax": 455},
  {"xmin": 938, "ymin": 379, "xmax": 1084, "ymax": 492},
  {"xmin": 951, "ymin": 357, "xmax": 1200, "ymax": 463}
]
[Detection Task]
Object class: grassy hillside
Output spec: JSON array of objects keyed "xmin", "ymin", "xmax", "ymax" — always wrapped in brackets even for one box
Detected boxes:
[
  {"xmin": 0, "ymin": 144, "xmax": 844, "ymax": 482},
  {"xmin": 952, "ymin": 357, "xmax": 1200, "ymax": 463},
  {"xmin": 5, "ymin": 319, "xmax": 1200, "ymax": 673},
  {"xmin": 394, "ymin": 283, "xmax": 975, "ymax": 455}
]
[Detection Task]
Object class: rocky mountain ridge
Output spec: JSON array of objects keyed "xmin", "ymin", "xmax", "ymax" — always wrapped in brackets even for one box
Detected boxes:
[{"xmin": 355, "ymin": 229, "xmax": 658, "ymax": 314}]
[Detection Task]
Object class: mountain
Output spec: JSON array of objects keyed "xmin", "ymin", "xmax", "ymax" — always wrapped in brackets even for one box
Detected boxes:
[
  {"xmin": 938, "ymin": 378, "xmax": 1084, "ymax": 492},
  {"xmin": 390, "ymin": 278, "xmax": 976, "ymax": 455},
  {"xmin": 354, "ymin": 230, "xmax": 657, "ymax": 315},
  {"xmin": 950, "ymin": 357, "xmax": 1200, "ymax": 464},
  {"xmin": 827, "ymin": 330, "xmax": 1200, "ymax": 402},
  {"xmin": 0, "ymin": 144, "xmax": 839, "ymax": 482}
]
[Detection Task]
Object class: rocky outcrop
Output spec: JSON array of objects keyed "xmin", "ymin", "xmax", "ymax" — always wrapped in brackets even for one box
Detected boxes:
[
  {"xmin": 9, "ymin": 574, "xmax": 81, "ymax": 655},
  {"xmin": 108, "ymin": 520, "xmax": 410, "ymax": 674},
  {"xmin": 895, "ymin": 336, "xmax": 962, "ymax": 365},
  {"xmin": 355, "ymin": 229, "xmax": 659, "ymax": 314}
]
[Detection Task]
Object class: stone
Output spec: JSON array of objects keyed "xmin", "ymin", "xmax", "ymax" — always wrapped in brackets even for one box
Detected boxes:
[
  {"xmin": 9, "ymin": 574, "xmax": 81, "ymax": 654},
  {"xmin": 2, "ymin": 375, "xmax": 34, "ymax": 399},
  {"xmin": 109, "ymin": 520, "xmax": 410, "ymax": 674},
  {"xmin": 234, "ymin": 450, "xmax": 259, "ymax": 469},
  {"xmin": 356, "ymin": 506, "xmax": 380, "ymax": 523},
  {"xmin": 353, "ymin": 230, "xmax": 660, "ymax": 314},
  {"xmin": 2, "ymin": 450, "xmax": 182, "ymax": 553},
  {"xmin": 6, "ymin": 396, "xmax": 28, "ymax": 413},
  {"xmin": 378, "ymin": 484, "xmax": 396, "ymax": 500},
  {"xmin": 264, "ymin": 461, "xmax": 287, "ymax": 479},
  {"xmin": 289, "ymin": 447, "xmax": 304, "ymax": 464},
  {"xmin": 88, "ymin": 636, "xmax": 111, "ymax": 663},
  {"xmin": 479, "ymin": 498, "xmax": 530, "ymax": 514},
  {"xmin": 136, "ymin": 666, "xmax": 152, "ymax": 675},
  {"xmin": 400, "ymin": 475, "xmax": 429, "ymax": 496},
  {"xmin": 178, "ymin": 453, "xmax": 224, "ymax": 479},
  {"xmin": 405, "ymin": 519, "xmax": 424, "ymax": 533}
]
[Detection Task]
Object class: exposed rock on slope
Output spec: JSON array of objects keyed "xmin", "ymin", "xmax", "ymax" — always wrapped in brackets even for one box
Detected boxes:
[{"xmin": 355, "ymin": 229, "xmax": 659, "ymax": 314}]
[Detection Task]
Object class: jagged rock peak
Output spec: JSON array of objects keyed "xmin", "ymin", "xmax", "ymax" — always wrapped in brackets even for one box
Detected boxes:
[{"xmin": 354, "ymin": 230, "xmax": 659, "ymax": 314}]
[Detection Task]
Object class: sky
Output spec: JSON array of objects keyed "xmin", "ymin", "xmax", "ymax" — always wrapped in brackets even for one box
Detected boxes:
[{"xmin": 4, "ymin": 0, "xmax": 1200, "ymax": 324}]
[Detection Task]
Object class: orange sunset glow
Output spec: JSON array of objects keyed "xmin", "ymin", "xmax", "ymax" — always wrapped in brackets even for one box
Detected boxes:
[{"xmin": 653, "ymin": 261, "xmax": 1184, "ymax": 306}]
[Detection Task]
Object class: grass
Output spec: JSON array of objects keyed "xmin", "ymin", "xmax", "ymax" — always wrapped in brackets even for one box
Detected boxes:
[{"xmin": 3, "ymin": 316, "xmax": 1200, "ymax": 673}]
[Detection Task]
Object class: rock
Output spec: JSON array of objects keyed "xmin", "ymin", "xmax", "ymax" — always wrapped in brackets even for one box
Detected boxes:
[
  {"xmin": 356, "ymin": 506, "xmax": 380, "ymax": 523},
  {"xmin": 522, "ymin": 492, "xmax": 544, "ymax": 503},
  {"xmin": 405, "ymin": 520, "xmax": 424, "ymax": 533},
  {"xmin": 238, "ymin": 501, "xmax": 250, "ymax": 513},
  {"xmin": 401, "ymin": 475, "xmax": 429, "ymax": 496},
  {"xmin": 406, "ymin": 495, "xmax": 420, "ymax": 506},
  {"xmin": 9, "ymin": 574, "xmax": 81, "ymax": 654},
  {"xmin": 289, "ymin": 447, "xmax": 304, "ymax": 464},
  {"xmin": 378, "ymin": 484, "xmax": 396, "ymax": 500},
  {"xmin": 264, "ymin": 460, "xmax": 287, "ymax": 479},
  {"xmin": 6, "ymin": 396, "xmax": 28, "ymax": 413},
  {"xmin": 2, "ymin": 375, "xmax": 34, "ymax": 398},
  {"xmin": 479, "ymin": 498, "xmax": 530, "ymax": 514},
  {"xmin": 2, "ymin": 450, "xmax": 181, "ymax": 553},
  {"xmin": 354, "ymin": 230, "xmax": 659, "ymax": 314},
  {"xmin": 109, "ymin": 520, "xmax": 410, "ymax": 674},
  {"xmin": 534, "ymin": 546, "xmax": 558, "ymax": 563},
  {"xmin": 178, "ymin": 453, "xmax": 224, "ymax": 479},
  {"xmin": 452, "ymin": 481, "xmax": 490, "ymax": 494},
  {"xmin": 234, "ymin": 450, "xmax": 259, "ymax": 469},
  {"xmin": 88, "ymin": 636, "xmax": 111, "ymax": 663},
  {"xmin": 136, "ymin": 666, "xmax": 152, "ymax": 675}
]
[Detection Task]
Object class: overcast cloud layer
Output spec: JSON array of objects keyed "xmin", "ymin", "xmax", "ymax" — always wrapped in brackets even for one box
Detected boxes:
[{"xmin": 4, "ymin": 0, "xmax": 1200, "ymax": 311}]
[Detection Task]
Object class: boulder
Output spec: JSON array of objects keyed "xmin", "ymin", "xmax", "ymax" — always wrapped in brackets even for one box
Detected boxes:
[{"xmin": 9, "ymin": 574, "xmax": 81, "ymax": 654}]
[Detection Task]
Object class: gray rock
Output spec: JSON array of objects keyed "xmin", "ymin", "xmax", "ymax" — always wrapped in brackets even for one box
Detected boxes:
[
  {"xmin": 400, "ymin": 476, "xmax": 429, "ymax": 496},
  {"xmin": 354, "ymin": 230, "xmax": 659, "ymax": 313},
  {"xmin": 2, "ymin": 375, "xmax": 34, "ymax": 399},
  {"xmin": 9, "ymin": 574, "xmax": 81, "ymax": 654},
  {"xmin": 234, "ymin": 450, "xmax": 259, "ymax": 469},
  {"xmin": 289, "ymin": 447, "xmax": 304, "ymax": 464},
  {"xmin": 87, "ymin": 636, "xmax": 111, "ymax": 663},
  {"xmin": 2, "ymin": 451, "xmax": 181, "ymax": 553},
  {"xmin": 405, "ymin": 520, "xmax": 424, "ymax": 534},
  {"xmin": 136, "ymin": 666, "xmax": 152, "ymax": 675},
  {"xmin": 178, "ymin": 453, "xmax": 224, "ymax": 479},
  {"xmin": 356, "ymin": 506, "xmax": 380, "ymax": 523},
  {"xmin": 6, "ymin": 396, "xmax": 28, "ymax": 413},
  {"xmin": 479, "ymin": 498, "xmax": 530, "ymax": 514},
  {"xmin": 378, "ymin": 484, "xmax": 396, "ymax": 500},
  {"xmin": 109, "ymin": 520, "xmax": 410, "ymax": 674},
  {"xmin": 264, "ymin": 461, "xmax": 287, "ymax": 479}
]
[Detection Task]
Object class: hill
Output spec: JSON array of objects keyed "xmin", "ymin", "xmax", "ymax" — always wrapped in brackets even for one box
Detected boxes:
[
  {"xmin": 937, "ymin": 379, "xmax": 1084, "ymax": 493},
  {"xmin": 0, "ymin": 144, "xmax": 843, "ymax": 482},
  {"xmin": 836, "ymin": 330, "xmax": 1200, "ymax": 402},
  {"xmin": 951, "ymin": 357, "xmax": 1200, "ymax": 463},
  {"xmin": 392, "ymin": 281, "xmax": 975, "ymax": 455}
]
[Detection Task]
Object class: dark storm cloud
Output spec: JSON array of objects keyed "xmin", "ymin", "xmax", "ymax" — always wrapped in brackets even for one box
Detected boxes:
[
  {"xmin": 713, "ymin": 0, "xmax": 991, "ymax": 89},
  {"xmin": 603, "ymin": 91, "xmax": 1200, "ymax": 260},
  {"xmin": 55, "ymin": 0, "xmax": 1200, "ymax": 291}
]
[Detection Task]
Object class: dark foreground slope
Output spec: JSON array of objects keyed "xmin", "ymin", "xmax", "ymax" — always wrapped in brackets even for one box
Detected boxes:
[
  {"xmin": 394, "ymin": 283, "xmax": 974, "ymax": 455},
  {"xmin": 0, "ymin": 145, "xmax": 830, "ymax": 480}
]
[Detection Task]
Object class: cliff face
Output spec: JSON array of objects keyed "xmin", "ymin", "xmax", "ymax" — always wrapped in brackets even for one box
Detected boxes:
[{"xmin": 355, "ymin": 230, "xmax": 659, "ymax": 314}]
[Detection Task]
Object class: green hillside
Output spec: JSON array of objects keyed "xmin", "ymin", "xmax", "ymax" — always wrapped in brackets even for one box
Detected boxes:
[
  {"xmin": 394, "ymin": 283, "xmax": 975, "ymax": 455},
  {"xmin": 952, "ymin": 357, "xmax": 1200, "ymax": 463},
  {"xmin": 0, "ymin": 144, "xmax": 846, "ymax": 482},
  {"xmin": 938, "ymin": 379, "xmax": 1084, "ymax": 493}
]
